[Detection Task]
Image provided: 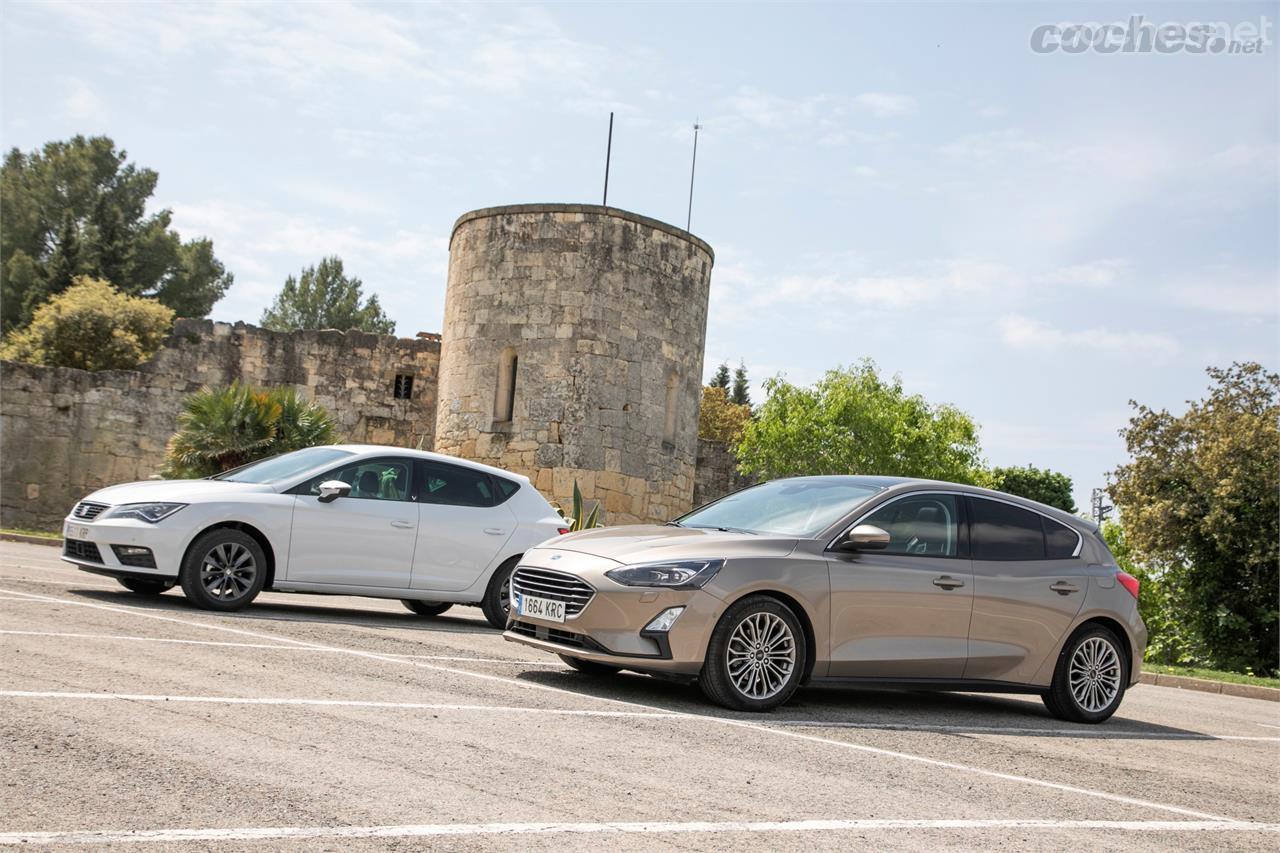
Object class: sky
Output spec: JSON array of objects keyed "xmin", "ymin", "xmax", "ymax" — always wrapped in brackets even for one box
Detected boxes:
[{"xmin": 2, "ymin": 1, "xmax": 1276, "ymax": 512}]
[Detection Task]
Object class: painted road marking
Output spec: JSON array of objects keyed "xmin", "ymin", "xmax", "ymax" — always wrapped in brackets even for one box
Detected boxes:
[
  {"xmin": 3, "ymin": 690, "xmax": 1276, "ymax": 743},
  {"xmin": 0, "ymin": 586, "xmax": 1236, "ymax": 822},
  {"xmin": 0, "ymin": 630, "xmax": 558, "ymax": 665},
  {"xmin": 2, "ymin": 818, "xmax": 1277, "ymax": 845}
]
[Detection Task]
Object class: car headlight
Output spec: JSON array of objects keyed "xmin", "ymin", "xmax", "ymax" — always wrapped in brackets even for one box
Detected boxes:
[
  {"xmin": 100, "ymin": 503, "xmax": 186, "ymax": 523},
  {"xmin": 605, "ymin": 558, "xmax": 724, "ymax": 589}
]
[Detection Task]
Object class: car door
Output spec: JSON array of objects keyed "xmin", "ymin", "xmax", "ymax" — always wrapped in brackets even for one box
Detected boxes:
[
  {"xmin": 409, "ymin": 460, "xmax": 517, "ymax": 592},
  {"xmin": 963, "ymin": 496, "xmax": 1089, "ymax": 684},
  {"xmin": 285, "ymin": 456, "xmax": 418, "ymax": 588},
  {"xmin": 826, "ymin": 492, "xmax": 973, "ymax": 678}
]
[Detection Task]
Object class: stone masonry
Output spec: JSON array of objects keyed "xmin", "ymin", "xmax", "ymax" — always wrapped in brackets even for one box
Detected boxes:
[{"xmin": 1, "ymin": 320, "xmax": 439, "ymax": 530}]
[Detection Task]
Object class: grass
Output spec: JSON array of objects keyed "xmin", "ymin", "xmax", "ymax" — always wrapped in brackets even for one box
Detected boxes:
[
  {"xmin": 1144, "ymin": 662, "xmax": 1280, "ymax": 690},
  {"xmin": 0, "ymin": 527, "xmax": 60, "ymax": 540}
]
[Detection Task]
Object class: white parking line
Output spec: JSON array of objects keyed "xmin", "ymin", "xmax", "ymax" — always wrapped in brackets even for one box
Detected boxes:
[
  {"xmin": 0, "ymin": 630, "xmax": 559, "ymax": 665},
  {"xmin": 4, "ymin": 690, "xmax": 1275, "ymax": 742},
  {"xmin": 2, "ymin": 818, "xmax": 1277, "ymax": 845},
  {"xmin": 0, "ymin": 586, "xmax": 1236, "ymax": 822}
]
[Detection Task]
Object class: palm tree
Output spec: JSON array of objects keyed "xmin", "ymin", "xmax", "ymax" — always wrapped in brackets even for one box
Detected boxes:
[{"xmin": 162, "ymin": 383, "xmax": 334, "ymax": 478}]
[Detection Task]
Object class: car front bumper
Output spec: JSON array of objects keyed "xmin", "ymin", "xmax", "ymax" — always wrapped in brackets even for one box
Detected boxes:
[{"xmin": 60, "ymin": 514, "xmax": 186, "ymax": 580}]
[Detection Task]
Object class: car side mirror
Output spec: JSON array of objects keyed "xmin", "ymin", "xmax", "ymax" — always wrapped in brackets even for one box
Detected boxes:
[
  {"xmin": 317, "ymin": 480, "xmax": 351, "ymax": 503},
  {"xmin": 835, "ymin": 524, "xmax": 891, "ymax": 552}
]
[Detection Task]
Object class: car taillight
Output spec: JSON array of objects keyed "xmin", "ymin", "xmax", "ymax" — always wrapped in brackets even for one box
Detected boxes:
[
  {"xmin": 557, "ymin": 527, "xmax": 570, "ymax": 535},
  {"xmin": 1117, "ymin": 571, "xmax": 1140, "ymax": 600}
]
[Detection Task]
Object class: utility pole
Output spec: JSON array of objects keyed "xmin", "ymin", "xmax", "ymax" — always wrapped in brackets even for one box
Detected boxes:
[
  {"xmin": 686, "ymin": 119, "xmax": 701, "ymax": 232},
  {"xmin": 1091, "ymin": 488, "xmax": 1113, "ymax": 525},
  {"xmin": 602, "ymin": 112, "xmax": 614, "ymax": 207}
]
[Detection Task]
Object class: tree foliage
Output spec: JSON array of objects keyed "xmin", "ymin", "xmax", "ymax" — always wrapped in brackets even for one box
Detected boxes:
[
  {"xmin": 985, "ymin": 464, "xmax": 1076, "ymax": 513},
  {"xmin": 1110, "ymin": 362, "xmax": 1279, "ymax": 676},
  {"xmin": 162, "ymin": 383, "xmax": 335, "ymax": 479},
  {"xmin": 1100, "ymin": 521, "xmax": 1203, "ymax": 667},
  {"xmin": 0, "ymin": 135, "xmax": 232, "ymax": 331},
  {"xmin": 698, "ymin": 386, "xmax": 752, "ymax": 446},
  {"xmin": 709, "ymin": 362, "xmax": 731, "ymax": 391},
  {"xmin": 736, "ymin": 360, "xmax": 983, "ymax": 482},
  {"xmin": 0, "ymin": 276, "xmax": 173, "ymax": 370},
  {"xmin": 731, "ymin": 361, "xmax": 751, "ymax": 407},
  {"xmin": 260, "ymin": 256, "xmax": 394, "ymax": 334}
]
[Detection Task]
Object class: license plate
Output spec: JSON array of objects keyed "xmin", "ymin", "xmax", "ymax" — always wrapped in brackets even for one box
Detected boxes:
[
  {"xmin": 518, "ymin": 594, "xmax": 566, "ymax": 623},
  {"xmin": 64, "ymin": 521, "xmax": 89, "ymax": 540}
]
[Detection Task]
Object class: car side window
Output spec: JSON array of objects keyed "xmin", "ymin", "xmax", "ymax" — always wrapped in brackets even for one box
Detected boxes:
[
  {"xmin": 1043, "ymin": 517, "xmax": 1080, "ymax": 559},
  {"xmin": 418, "ymin": 461, "xmax": 496, "ymax": 508},
  {"xmin": 969, "ymin": 497, "xmax": 1046, "ymax": 561},
  {"xmin": 859, "ymin": 494, "xmax": 960, "ymax": 557},
  {"xmin": 300, "ymin": 457, "xmax": 414, "ymax": 502}
]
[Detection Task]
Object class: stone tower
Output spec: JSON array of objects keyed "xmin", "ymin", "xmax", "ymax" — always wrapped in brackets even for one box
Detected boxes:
[{"xmin": 434, "ymin": 203, "xmax": 714, "ymax": 524}]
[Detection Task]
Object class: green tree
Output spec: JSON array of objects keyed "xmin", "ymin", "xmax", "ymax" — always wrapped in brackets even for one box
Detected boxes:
[
  {"xmin": 985, "ymin": 464, "xmax": 1076, "ymax": 513},
  {"xmin": 737, "ymin": 360, "xmax": 983, "ymax": 482},
  {"xmin": 0, "ymin": 276, "xmax": 174, "ymax": 371},
  {"xmin": 260, "ymin": 256, "xmax": 395, "ymax": 334},
  {"xmin": 698, "ymin": 386, "xmax": 752, "ymax": 446},
  {"xmin": 162, "ymin": 383, "xmax": 335, "ymax": 478},
  {"xmin": 1100, "ymin": 521, "xmax": 1203, "ymax": 667},
  {"xmin": 709, "ymin": 362, "xmax": 731, "ymax": 390},
  {"xmin": 1110, "ymin": 362, "xmax": 1279, "ymax": 676},
  {"xmin": 731, "ymin": 361, "xmax": 751, "ymax": 407},
  {"xmin": 0, "ymin": 135, "xmax": 233, "ymax": 330}
]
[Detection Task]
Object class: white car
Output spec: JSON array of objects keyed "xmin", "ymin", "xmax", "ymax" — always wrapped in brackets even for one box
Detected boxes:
[{"xmin": 60, "ymin": 445, "xmax": 568, "ymax": 627}]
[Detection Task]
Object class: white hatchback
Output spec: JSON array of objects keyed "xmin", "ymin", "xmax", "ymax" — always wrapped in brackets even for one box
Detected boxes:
[{"xmin": 61, "ymin": 445, "xmax": 568, "ymax": 627}]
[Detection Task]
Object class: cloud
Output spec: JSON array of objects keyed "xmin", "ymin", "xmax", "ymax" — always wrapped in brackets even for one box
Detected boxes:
[
  {"xmin": 999, "ymin": 314, "xmax": 1179, "ymax": 359},
  {"xmin": 63, "ymin": 77, "xmax": 105, "ymax": 121},
  {"xmin": 851, "ymin": 92, "xmax": 916, "ymax": 118},
  {"xmin": 1170, "ymin": 275, "xmax": 1280, "ymax": 316},
  {"xmin": 1037, "ymin": 259, "xmax": 1127, "ymax": 289}
]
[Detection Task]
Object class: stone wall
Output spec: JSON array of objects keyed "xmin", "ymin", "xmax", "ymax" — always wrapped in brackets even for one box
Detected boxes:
[
  {"xmin": 434, "ymin": 204, "xmax": 714, "ymax": 525},
  {"xmin": 693, "ymin": 438, "xmax": 755, "ymax": 508},
  {"xmin": 0, "ymin": 320, "xmax": 439, "ymax": 530}
]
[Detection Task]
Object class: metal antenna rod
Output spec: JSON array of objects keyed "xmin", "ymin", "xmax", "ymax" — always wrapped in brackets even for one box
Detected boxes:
[
  {"xmin": 602, "ymin": 112, "xmax": 614, "ymax": 206},
  {"xmin": 686, "ymin": 119, "xmax": 701, "ymax": 231}
]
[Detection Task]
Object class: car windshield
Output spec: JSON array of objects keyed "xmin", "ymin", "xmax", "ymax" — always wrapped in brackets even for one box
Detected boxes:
[
  {"xmin": 213, "ymin": 447, "xmax": 354, "ymax": 484},
  {"xmin": 676, "ymin": 479, "xmax": 885, "ymax": 538}
]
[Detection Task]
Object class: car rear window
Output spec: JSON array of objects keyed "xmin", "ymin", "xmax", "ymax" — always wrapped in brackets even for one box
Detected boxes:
[{"xmin": 1043, "ymin": 517, "xmax": 1080, "ymax": 559}]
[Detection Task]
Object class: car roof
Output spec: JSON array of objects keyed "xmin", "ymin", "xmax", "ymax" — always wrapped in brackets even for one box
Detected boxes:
[
  {"xmin": 771, "ymin": 474, "xmax": 1096, "ymax": 532},
  {"xmin": 327, "ymin": 444, "xmax": 531, "ymax": 484}
]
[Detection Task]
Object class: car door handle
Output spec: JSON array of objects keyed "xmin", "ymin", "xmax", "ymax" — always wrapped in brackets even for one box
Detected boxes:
[
  {"xmin": 483, "ymin": 528, "xmax": 507, "ymax": 536},
  {"xmin": 391, "ymin": 520, "xmax": 415, "ymax": 529},
  {"xmin": 1050, "ymin": 581, "xmax": 1080, "ymax": 595},
  {"xmin": 932, "ymin": 576, "xmax": 964, "ymax": 590}
]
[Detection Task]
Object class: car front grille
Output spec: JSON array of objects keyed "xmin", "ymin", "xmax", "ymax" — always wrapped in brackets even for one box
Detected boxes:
[
  {"xmin": 72, "ymin": 501, "xmax": 108, "ymax": 520},
  {"xmin": 508, "ymin": 620, "xmax": 594, "ymax": 650},
  {"xmin": 511, "ymin": 566, "xmax": 595, "ymax": 617},
  {"xmin": 64, "ymin": 539, "xmax": 103, "ymax": 563}
]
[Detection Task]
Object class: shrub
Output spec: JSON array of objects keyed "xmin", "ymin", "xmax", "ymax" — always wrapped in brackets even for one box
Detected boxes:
[
  {"xmin": 162, "ymin": 383, "xmax": 335, "ymax": 478},
  {"xmin": 698, "ymin": 386, "xmax": 751, "ymax": 447},
  {"xmin": 0, "ymin": 277, "xmax": 173, "ymax": 370}
]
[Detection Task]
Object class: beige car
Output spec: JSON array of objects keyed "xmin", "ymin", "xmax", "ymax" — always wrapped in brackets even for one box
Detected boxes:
[{"xmin": 504, "ymin": 476, "xmax": 1147, "ymax": 722}]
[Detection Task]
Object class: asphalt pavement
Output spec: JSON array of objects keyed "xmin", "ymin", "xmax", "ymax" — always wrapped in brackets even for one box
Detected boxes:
[{"xmin": 1, "ymin": 540, "xmax": 1277, "ymax": 850}]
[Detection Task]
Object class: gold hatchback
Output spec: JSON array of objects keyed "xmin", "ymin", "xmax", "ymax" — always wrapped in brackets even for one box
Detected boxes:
[{"xmin": 504, "ymin": 476, "xmax": 1146, "ymax": 722}]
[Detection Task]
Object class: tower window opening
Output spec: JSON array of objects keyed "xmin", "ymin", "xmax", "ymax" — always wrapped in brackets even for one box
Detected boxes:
[
  {"xmin": 663, "ymin": 370, "xmax": 679, "ymax": 444},
  {"xmin": 393, "ymin": 374, "xmax": 414, "ymax": 400},
  {"xmin": 495, "ymin": 348, "xmax": 518, "ymax": 422}
]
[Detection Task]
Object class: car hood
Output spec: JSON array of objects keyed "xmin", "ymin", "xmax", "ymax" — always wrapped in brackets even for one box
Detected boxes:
[
  {"xmin": 540, "ymin": 524, "xmax": 798, "ymax": 565},
  {"xmin": 83, "ymin": 479, "xmax": 276, "ymax": 506}
]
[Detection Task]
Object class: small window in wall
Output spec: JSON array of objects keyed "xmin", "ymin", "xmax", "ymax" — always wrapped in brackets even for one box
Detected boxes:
[
  {"xmin": 494, "ymin": 347, "xmax": 518, "ymax": 422},
  {"xmin": 393, "ymin": 374, "xmax": 414, "ymax": 400},
  {"xmin": 663, "ymin": 370, "xmax": 679, "ymax": 444}
]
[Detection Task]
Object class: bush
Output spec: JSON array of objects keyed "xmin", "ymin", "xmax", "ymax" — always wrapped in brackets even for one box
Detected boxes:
[
  {"xmin": 1101, "ymin": 521, "xmax": 1204, "ymax": 667},
  {"xmin": 162, "ymin": 383, "xmax": 335, "ymax": 478},
  {"xmin": 0, "ymin": 277, "xmax": 173, "ymax": 370},
  {"xmin": 698, "ymin": 386, "xmax": 751, "ymax": 446}
]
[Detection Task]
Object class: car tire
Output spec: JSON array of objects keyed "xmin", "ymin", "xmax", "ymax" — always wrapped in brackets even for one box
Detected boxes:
[
  {"xmin": 179, "ymin": 528, "xmax": 267, "ymax": 612},
  {"xmin": 699, "ymin": 595, "xmax": 807, "ymax": 712},
  {"xmin": 117, "ymin": 577, "xmax": 174, "ymax": 595},
  {"xmin": 558, "ymin": 654, "xmax": 622, "ymax": 676},
  {"xmin": 402, "ymin": 599, "xmax": 453, "ymax": 617},
  {"xmin": 480, "ymin": 556, "xmax": 520, "ymax": 629},
  {"xmin": 1042, "ymin": 624, "xmax": 1129, "ymax": 724}
]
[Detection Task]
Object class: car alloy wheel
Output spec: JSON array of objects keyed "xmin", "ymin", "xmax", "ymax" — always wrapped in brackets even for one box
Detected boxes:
[
  {"xmin": 199, "ymin": 542, "xmax": 258, "ymax": 602},
  {"xmin": 1069, "ymin": 635, "xmax": 1122, "ymax": 713},
  {"xmin": 726, "ymin": 611, "xmax": 797, "ymax": 701}
]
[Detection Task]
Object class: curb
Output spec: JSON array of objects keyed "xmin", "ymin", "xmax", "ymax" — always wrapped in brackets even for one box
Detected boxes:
[
  {"xmin": 1140, "ymin": 671, "xmax": 1279, "ymax": 703},
  {"xmin": 0, "ymin": 533, "xmax": 60, "ymax": 547}
]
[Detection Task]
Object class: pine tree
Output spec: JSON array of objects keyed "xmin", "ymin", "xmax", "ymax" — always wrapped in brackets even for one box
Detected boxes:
[
  {"xmin": 260, "ymin": 256, "xmax": 395, "ymax": 335},
  {"xmin": 710, "ymin": 362, "xmax": 731, "ymax": 390},
  {"xmin": 731, "ymin": 361, "xmax": 751, "ymax": 407}
]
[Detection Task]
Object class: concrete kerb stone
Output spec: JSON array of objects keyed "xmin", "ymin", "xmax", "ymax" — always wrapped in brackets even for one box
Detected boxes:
[{"xmin": 1139, "ymin": 671, "xmax": 1279, "ymax": 703}]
